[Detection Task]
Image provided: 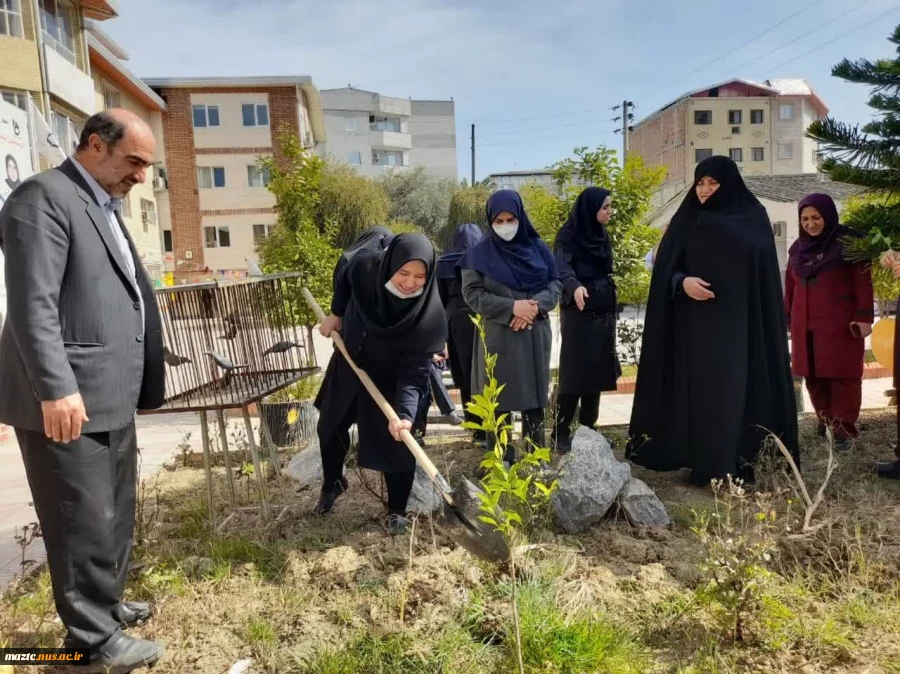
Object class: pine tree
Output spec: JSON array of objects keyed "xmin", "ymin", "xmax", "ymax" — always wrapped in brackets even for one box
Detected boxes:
[{"xmin": 806, "ymin": 24, "xmax": 900, "ymax": 261}]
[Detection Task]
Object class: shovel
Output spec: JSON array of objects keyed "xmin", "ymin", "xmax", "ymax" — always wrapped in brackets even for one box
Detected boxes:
[{"xmin": 302, "ymin": 288, "xmax": 510, "ymax": 563}]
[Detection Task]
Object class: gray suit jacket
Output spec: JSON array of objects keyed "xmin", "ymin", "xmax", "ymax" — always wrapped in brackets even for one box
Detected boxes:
[{"xmin": 0, "ymin": 159, "xmax": 165, "ymax": 433}]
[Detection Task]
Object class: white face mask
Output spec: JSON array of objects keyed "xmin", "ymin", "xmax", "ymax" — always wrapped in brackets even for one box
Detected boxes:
[
  {"xmin": 493, "ymin": 222, "xmax": 519, "ymax": 242},
  {"xmin": 384, "ymin": 280, "xmax": 423, "ymax": 299}
]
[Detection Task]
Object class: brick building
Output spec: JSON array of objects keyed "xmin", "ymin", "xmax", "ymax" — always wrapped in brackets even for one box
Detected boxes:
[
  {"xmin": 628, "ymin": 78, "xmax": 827, "ymax": 210},
  {"xmin": 144, "ymin": 77, "xmax": 327, "ymax": 277}
]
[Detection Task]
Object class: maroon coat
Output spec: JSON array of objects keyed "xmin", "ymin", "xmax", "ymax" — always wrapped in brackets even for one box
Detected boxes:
[{"xmin": 784, "ymin": 262, "xmax": 874, "ymax": 379}]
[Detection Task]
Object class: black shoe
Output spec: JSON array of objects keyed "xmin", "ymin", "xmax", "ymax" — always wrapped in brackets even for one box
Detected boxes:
[
  {"xmin": 834, "ymin": 436, "xmax": 853, "ymax": 452},
  {"xmin": 84, "ymin": 633, "xmax": 164, "ymax": 674},
  {"xmin": 817, "ymin": 423, "xmax": 827, "ymax": 438},
  {"xmin": 314, "ymin": 476, "xmax": 349, "ymax": 515},
  {"xmin": 875, "ymin": 460, "xmax": 900, "ymax": 479},
  {"xmin": 118, "ymin": 601, "xmax": 152, "ymax": 628},
  {"xmin": 555, "ymin": 435, "xmax": 572, "ymax": 454},
  {"xmin": 386, "ymin": 514, "xmax": 409, "ymax": 536}
]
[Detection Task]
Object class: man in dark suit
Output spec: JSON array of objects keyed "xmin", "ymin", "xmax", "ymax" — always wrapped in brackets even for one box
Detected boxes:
[{"xmin": 0, "ymin": 109, "xmax": 166, "ymax": 672}]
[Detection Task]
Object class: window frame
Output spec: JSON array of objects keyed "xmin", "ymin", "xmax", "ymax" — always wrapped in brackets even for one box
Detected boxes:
[
  {"xmin": 197, "ymin": 166, "xmax": 226, "ymax": 189},
  {"xmin": 728, "ymin": 109, "xmax": 742, "ymax": 125},
  {"xmin": 694, "ymin": 148, "xmax": 713, "ymax": 163},
  {"xmin": 0, "ymin": 0, "xmax": 24, "ymax": 38},
  {"xmin": 729, "ymin": 148, "xmax": 743, "ymax": 163},
  {"xmin": 204, "ymin": 225, "xmax": 231, "ymax": 248},
  {"xmin": 750, "ymin": 109, "xmax": 764, "ymax": 124},
  {"xmin": 39, "ymin": 0, "xmax": 76, "ymax": 63},
  {"xmin": 246, "ymin": 165, "xmax": 271, "ymax": 188},
  {"xmin": 778, "ymin": 142, "xmax": 794, "ymax": 160},
  {"xmin": 252, "ymin": 224, "xmax": 273, "ymax": 246},
  {"xmin": 779, "ymin": 104, "xmax": 795, "ymax": 121},
  {"xmin": 242, "ymin": 103, "xmax": 270, "ymax": 127},
  {"xmin": 139, "ymin": 198, "xmax": 156, "ymax": 233},
  {"xmin": 693, "ymin": 110, "xmax": 712, "ymax": 125},
  {"xmin": 102, "ymin": 84, "xmax": 121, "ymax": 110},
  {"xmin": 192, "ymin": 104, "xmax": 220, "ymax": 128},
  {"xmin": 162, "ymin": 230, "xmax": 173, "ymax": 253},
  {"xmin": 347, "ymin": 151, "xmax": 362, "ymax": 165},
  {"xmin": 1, "ymin": 89, "xmax": 27, "ymax": 110},
  {"xmin": 752, "ymin": 147, "xmax": 765, "ymax": 162}
]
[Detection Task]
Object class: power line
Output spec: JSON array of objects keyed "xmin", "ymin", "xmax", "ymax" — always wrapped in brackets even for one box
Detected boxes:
[
  {"xmin": 474, "ymin": 107, "xmax": 610, "ymax": 127},
  {"xmin": 476, "ymin": 117, "xmax": 625, "ymax": 139},
  {"xmin": 479, "ymin": 129, "xmax": 618, "ymax": 149}
]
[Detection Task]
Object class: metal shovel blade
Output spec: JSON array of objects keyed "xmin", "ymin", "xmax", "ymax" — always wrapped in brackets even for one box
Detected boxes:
[{"xmin": 437, "ymin": 478, "xmax": 510, "ymax": 563}]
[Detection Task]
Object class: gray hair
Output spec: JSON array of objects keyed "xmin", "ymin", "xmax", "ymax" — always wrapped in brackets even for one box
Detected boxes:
[{"xmin": 76, "ymin": 111, "xmax": 127, "ymax": 152}]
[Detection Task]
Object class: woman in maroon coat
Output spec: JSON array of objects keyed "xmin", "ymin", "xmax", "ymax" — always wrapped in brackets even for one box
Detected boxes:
[{"xmin": 785, "ymin": 193, "xmax": 874, "ymax": 449}]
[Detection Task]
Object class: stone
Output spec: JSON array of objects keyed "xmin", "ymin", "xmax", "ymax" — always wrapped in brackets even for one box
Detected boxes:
[
  {"xmin": 406, "ymin": 464, "xmax": 445, "ymax": 514},
  {"xmin": 552, "ymin": 426, "xmax": 631, "ymax": 534},
  {"xmin": 284, "ymin": 448, "xmax": 323, "ymax": 489},
  {"xmin": 617, "ymin": 477, "xmax": 670, "ymax": 528}
]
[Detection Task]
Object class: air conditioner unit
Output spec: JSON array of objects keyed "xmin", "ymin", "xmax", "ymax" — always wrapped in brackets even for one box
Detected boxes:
[{"xmin": 152, "ymin": 177, "xmax": 167, "ymax": 190}]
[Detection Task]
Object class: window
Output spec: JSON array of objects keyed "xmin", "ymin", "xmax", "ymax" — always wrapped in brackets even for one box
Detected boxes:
[
  {"xmin": 695, "ymin": 148, "xmax": 713, "ymax": 163},
  {"xmin": 752, "ymin": 147, "xmax": 765, "ymax": 162},
  {"xmin": 119, "ymin": 196, "xmax": 132, "ymax": 219},
  {"xmin": 197, "ymin": 166, "xmax": 225, "ymax": 189},
  {"xmin": 163, "ymin": 230, "xmax": 173, "ymax": 253},
  {"xmin": 247, "ymin": 165, "xmax": 271, "ymax": 187},
  {"xmin": 252, "ymin": 224, "xmax": 273, "ymax": 246},
  {"xmin": 1, "ymin": 89, "xmax": 27, "ymax": 110},
  {"xmin": 347, "ymin": 151, "xmax": 361, "ymax": 165},
  {"xmin": 371, "ymin": 116, "xmax": 402, "ymax": 132},
  {"xmin": 242, "ymin": 103, "xmax": 269, "ymax": 127},
  {"xmin": 731, "ymin": 126, "xmax": 741, "ymax": 135},
  {"xmin": 102, "ymin": 85, "xmax": 121, "ymax": 110},
  {"xmin": 192, "ymin": 104, "xmax": 220, "ymax": 128},
  {"xmin": 140, "ymin": 198, "xmax": 156, "ymax": 233},
  {"xmin": 728, "ymin": 110, "xmax": 742, "ymax": 125},
  {"xmin": 0, "ymin": 0, "xmax": 23, "ymax": 37},
  {"xmin": 778, "ymin": 142, "xmax": 794, "ymax": 159},
  {"xmin": 204, "ymin": 226, "xmax": 231, "ymax": 248},
  {"xmin": 40, "ymin": 0, "xmax": 75, "ymax": 63},
  {"xmin": 694, "ymin": 110, "xmax": 712, "ymax": 125},
  {"xmin": 751, "ymin": 109, "xmax": 764, "ymax": 124},
  {"xmin": 772, "ymin": 221, "xmax": 786, "ymax": 238},
  {"xmin": 50, "ymin": 110, "xmax": 72, "ymax": 156},
  {"xmin": 372, "ymin": 150, "xmax": 403, "ymax": 166},
  {"xmin": 345, "ymin": 117, "xmax": 360, "ymax": 132},
  {"xmin": 779, "ymin": 104, "xmax": 795, "ymax": 120},
  {"xmin": 729, "ymin": 148, "xmax": 743, "ymax": 163}
]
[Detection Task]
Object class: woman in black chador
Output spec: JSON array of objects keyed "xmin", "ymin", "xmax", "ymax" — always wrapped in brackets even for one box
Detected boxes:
[
  {"xmin": 552, "ymin": 187, "xmax": 621, "ymax": 452},
  {"xmin": 314, "ymin": 233, "xmax": 447, "ymax": 533},
  {"xmin": 627, "ymin": 156, "xmax": 798, "ymax": 485}
]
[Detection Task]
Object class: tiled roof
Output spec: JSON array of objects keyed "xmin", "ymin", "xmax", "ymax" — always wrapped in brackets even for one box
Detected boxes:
[{"xmin": 742, "ymin": 173, "xmax": 865, "ymax": 203}]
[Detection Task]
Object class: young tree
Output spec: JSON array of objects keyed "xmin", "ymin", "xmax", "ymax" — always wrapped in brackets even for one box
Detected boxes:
[
  {"xmin": 807, "ymin": 24, "xmax": 900, "ymax": 265},
  {"xmin": 439, "ymin": 186, "xmax": 491, "ymax": 250},
  {"xmin": 378, "ymin": 166, "xmax": 455, "ymax": 238},
  {"xmin": 318, "ymin": 162, "xmax": 391, "ymax": 248}
]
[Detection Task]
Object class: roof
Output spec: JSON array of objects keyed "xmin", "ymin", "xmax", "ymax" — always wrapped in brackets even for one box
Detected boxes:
[
  {"xmin": 743, "ymin": 173, "xmax": 863, "ymax": 203},
  {"xmin": 88, "ymin": 34, "xmax": 167, "ymax": 112},
  {"xmin": 143, "ymin": 76, "xmax": 313, "ymax": 88},
  {"xmin": 765, "ymin": 78, "xmax": 814, "ymax": 96},
  {"xmin": 80, "ymin": 0, "xmax": 118, "ymax": 20},
  {"xmin": 85, "ymin": 21, "xmax": 128, "ymax": 60},
  {"xmin": 639, "ymin": 78, "xmax": 779, "ymax": 125}
]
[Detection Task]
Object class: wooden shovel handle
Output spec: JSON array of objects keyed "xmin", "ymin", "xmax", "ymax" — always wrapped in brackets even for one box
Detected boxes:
[{"xmin": 301, "ymin": 288, "xmax": 453, "ymax": 501}]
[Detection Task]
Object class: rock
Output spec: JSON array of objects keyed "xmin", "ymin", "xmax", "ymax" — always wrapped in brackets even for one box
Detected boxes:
[
  {"xmin": 405, "ymin": 464, "xmax": 445, "ymax": 514},
  {"xmin": 284, "ymin": 448, "xmax": 323, "ymax": 489},
  {"xmin": 552, "ymin": 426, "xmax": 631, "ymax": 534},
  {"xmin": 618, "ymin": 478, "xmax": 670, "ymax": 528}
]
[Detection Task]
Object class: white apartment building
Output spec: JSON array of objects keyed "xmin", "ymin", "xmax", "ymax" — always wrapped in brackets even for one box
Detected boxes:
[{"xmin": 320, "ymin": 87, "xmax": 457, "ymax": 180}]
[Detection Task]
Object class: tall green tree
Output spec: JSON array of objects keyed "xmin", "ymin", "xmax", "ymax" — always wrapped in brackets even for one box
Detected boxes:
[
  {"xmin": 438, "ymin": 186, "xmax": 491, "ymax": 250},
  {"xmin": 807, "ymin": 24, "xmax": 900, "ymax": 263},
  {"xmin": 318, "ymin": 162, "xmax": 391, "ymax": 248},
  {"xmin": 257, "ymin": 134, "xmax": 341, "ymax": 321},
  {"xmin": 378, "ymin": 166, "xmax": 455, "ymax": 238},
  {"xmin": 524, "ymin": 146, "xmax": 666, "ymax": 306}
]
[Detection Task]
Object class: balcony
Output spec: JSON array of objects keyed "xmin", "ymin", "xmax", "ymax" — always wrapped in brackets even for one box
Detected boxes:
[
  {"xmin": 370, "ymin": 130, "xmax": 412, "ymax": 150},
  {"xmin": 44, "ymin": 45, "xmax": 96, "ymax": 116},
  {"xmin": 372, "ymin": 94, "xmax": 411, "ymax": 118}
]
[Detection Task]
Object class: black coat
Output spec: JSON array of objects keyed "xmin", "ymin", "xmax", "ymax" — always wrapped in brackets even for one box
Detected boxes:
[
  {"xmin": 555, "ymin": 241, "xmax": 621, "ymax": 396},
  {"xmin": 438, "ymin": 276, "xmax": 476, "ymax": 401}
]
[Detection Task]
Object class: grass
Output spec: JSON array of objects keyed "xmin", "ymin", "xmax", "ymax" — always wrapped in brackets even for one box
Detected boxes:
[{"xmin": 2, "ymin": 411, "xmax": 900, "ymax": 673}]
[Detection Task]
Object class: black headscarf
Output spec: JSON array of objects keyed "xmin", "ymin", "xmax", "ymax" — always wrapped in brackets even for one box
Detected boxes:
[
  {"xmin": 554, "ymin": 187, "xmax": 612, "ymax": 271},
  {"xmin": 348, "ymin": 233, "xmax": 447, "ymax": 352},
  {"xmin": 334, "ymin": 225, "xmax": 393, "ymax": 283}
]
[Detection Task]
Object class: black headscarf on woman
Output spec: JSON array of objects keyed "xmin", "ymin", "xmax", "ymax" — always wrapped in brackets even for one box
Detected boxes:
[
  {"xmin": 554, "ymin": 186, "xmax": 612, "ymax": 271},
  {"xmin": 627, "ymin": 156, "xmax": 798, "ymax": 482},
  {"xmin": 348, "ymin": 232, "xmax": 447, "ymax": 353}
]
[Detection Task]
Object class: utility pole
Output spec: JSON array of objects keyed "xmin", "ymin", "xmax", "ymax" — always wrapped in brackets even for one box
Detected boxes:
[
  {"xmin": 612, "ymin": 100, "xmax": 635, "ymax": 164},
  {"xmin": 470, "ymin": 123, "xmax": 476, "ymax": 186}
]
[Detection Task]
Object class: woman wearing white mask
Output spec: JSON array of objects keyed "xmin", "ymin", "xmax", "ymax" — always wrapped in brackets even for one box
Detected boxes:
[
  {"xmin": 316, "ymin": 233, "xmax": 447, "ymax": 533},
  {"xmin": 459, "ymin": 190, "xmax": 562, "ymax": 463}
]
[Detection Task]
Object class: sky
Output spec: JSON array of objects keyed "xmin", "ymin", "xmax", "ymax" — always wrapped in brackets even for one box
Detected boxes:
[{"xmin": 102, "ymin": 0, "xmax": 900, "ymax": 181}]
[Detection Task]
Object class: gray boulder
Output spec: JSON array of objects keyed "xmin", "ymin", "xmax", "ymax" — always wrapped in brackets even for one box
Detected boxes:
[
  {"xmin": 406, "ymin": 464, "xmax": 445, "ymax": 514},
  {"xmin": 618, "ymin": 478, "xmax": 670, "ymax": 528},
  {"xmin": 552, "ymin": 426, "xmax": 631, "ymax": 533},
  {"xmin": 283, "ymin": 448, "xmax": 323, "ymax": 489}
]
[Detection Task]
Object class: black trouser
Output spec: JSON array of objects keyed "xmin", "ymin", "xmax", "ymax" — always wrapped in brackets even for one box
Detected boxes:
[
  {"xmin": 412, "ymin": 363, "xmax": 457, "ymax": 438},
  {"xmin": 16, "ymin": 423, "xmax": 138, "ymax": 649},
  {"xmin": 554, "ymin": 393, "xmax": 601, "ymax": 440},
  {"xmin": 490, "ymin": 408, "xmax": 545, "ymax": 463},
  {"xmin": 319, "ymin": 403, "xmax": 415, "ymax": 516}
]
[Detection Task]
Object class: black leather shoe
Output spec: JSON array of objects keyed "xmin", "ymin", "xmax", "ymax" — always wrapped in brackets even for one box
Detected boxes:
[
  {"xmin": 313, "ymin": 476, "xmax": 349, "ymax": 515},
  {"xmin": 554, "ymin": 435, "xmax": 573, "ymax": 454},
  {"xmin": 119, "ymin": 601, "xmax": 152, "ymax": 628},
  {"xmin": 84, "ymin": 633, "xmax": 164, "ymax": 674},
  {"xmin": 875, "ymin": 460, "xmax": 900, "ymax": 479}
]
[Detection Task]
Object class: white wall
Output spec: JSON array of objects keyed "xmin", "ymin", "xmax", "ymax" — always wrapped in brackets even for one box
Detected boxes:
[
  {"xmin": 200, "ymin": 212, "xmax": 278, "ymax": 272},
  {"xmin": 191, "ymin": 93, "xmax": 273, "ymax": 150}
]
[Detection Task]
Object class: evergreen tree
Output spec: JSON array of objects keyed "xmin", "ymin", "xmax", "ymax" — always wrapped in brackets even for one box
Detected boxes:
[{"xmin": 807, "ymin": 24, "xmax": 900, "ymax": 262}]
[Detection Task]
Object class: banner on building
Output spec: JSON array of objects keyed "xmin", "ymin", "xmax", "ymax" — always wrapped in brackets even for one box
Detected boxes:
[
  {"xmin": 0, "ymin": 98, "xmax": 34, "ymax": 323},
  {"xmin": 29, "ymin": 96, "xmax": 67, "ymax": 167}
]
